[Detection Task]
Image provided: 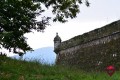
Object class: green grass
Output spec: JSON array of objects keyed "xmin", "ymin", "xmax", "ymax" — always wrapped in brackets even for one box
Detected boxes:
[{"xmin": 0, "ymin": 57, "xmax": 120, "ymax": 80}]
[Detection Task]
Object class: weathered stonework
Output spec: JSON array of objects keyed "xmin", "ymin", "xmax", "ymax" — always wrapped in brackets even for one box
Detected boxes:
[{"xmin": 54, "ymin": 20, "xmax": 120, "ymax": 70}]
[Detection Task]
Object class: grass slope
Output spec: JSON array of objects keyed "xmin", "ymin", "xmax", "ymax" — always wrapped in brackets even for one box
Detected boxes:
[{"xmin": 0, "ymin": 57, "xmax": 120, "ymax": 80}]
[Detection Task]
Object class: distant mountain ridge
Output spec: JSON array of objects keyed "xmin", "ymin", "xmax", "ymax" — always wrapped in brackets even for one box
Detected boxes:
[{"xmin": 12, "ymin": 47, "xmax": 56, "ymax": 64}]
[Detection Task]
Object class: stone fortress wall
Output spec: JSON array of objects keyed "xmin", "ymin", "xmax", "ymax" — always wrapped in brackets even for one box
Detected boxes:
[
  {"xmin": 54, "ymin": 20, "xmax": 120, "ymax": 69},
  {"xmin": 59, "ymin": 31, "xmax": 120, "ymax": 55}
]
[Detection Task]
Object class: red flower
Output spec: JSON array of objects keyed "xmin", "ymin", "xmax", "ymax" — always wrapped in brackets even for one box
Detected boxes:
[{"xmin": 106, "ymin": 65, "xmax": 115, "ymax": 76}]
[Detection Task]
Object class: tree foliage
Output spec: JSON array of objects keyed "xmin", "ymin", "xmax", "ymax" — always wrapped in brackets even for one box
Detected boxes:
[{"xmin": 0, "ymin": 0, "xmax": 89, "ymax": 55}]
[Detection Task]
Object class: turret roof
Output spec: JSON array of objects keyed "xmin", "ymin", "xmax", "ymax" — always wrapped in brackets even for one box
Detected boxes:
[{"xmin": 54, "ymin": 33, "xmax": 61, "ymax": 41}]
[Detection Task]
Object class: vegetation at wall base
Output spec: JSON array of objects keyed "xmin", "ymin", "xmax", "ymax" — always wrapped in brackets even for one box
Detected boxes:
[{"xmin": 0, "ymin": 57, "xmax": 120, "ymax": 80}]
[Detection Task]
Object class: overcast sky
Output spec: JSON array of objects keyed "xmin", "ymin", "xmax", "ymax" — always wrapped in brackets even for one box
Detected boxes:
[{"xmin": 24, "ymin": 0, "xmax": 120, "ymax": 49}]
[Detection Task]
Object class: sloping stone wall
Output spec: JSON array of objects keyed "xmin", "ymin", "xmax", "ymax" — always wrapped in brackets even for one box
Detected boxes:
[
  {"xmin": 56, "ymin": 32, "xmax": 120, "ymax": 64},
  {"xmin": 55, "ymin": 20, "xmax": 120, "ymax": 52},
  {"xmin": 55, "ymin": 20, "xmax": 120, "ymax": 70}
]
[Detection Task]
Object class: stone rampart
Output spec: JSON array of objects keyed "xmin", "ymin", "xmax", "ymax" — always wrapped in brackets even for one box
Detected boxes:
[
  {"xmin": 55, "ymin": 20, "xmax": 120, "ymax": 52},
  {"xmin": 59, "ymin": 31, "xmax": 120, "ymax": 55},
  {"xmin": 54, "ymin": 20, "xmax": 120, "ymax": 71}
]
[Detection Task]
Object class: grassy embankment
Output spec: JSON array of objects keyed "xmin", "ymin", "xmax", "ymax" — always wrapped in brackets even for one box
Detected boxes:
[{"xmin": 0, "ymin": 57, "xmax": 120, "ymax": 80}]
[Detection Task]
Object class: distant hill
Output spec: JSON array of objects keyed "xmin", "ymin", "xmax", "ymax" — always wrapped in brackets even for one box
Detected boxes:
[{"xmin": 12, "ymin": 47, "xmax": 56, "ymax": 64}]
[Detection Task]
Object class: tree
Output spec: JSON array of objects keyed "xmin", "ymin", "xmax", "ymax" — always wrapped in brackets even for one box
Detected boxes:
[{"xmin": 0, "ymin": 0, "xmax": 89, "ymax": 56}]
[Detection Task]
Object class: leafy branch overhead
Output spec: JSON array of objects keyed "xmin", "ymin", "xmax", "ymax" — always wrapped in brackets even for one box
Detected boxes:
[
  {"xmin": 36, "ymin": 0, "xmax": 90, "ymax": 22},
  {"xmin": 0, "ymin": 0, "xmax": 89, "ymax": 55}
]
